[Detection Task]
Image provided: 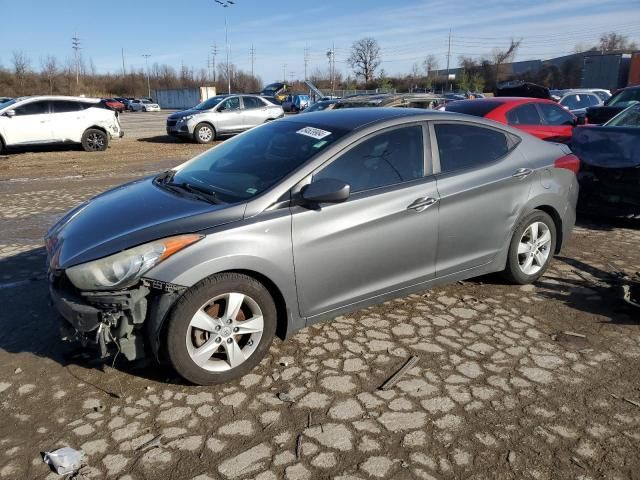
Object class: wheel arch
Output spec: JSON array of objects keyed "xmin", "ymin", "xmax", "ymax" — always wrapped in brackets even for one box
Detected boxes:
[
  {"xmin": 531, "ymin": 204, "xmax": 563, "ymax": 253},
  {"xmin": 85, "ymin": 125, "xmax": 108, "ymax": 135}
]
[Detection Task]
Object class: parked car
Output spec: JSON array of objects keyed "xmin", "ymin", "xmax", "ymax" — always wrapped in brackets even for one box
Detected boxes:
[
  {"xmin": 260, "ymin": 82, "xmax": 289, "ymax": 102},
  {"xmin": 0, "ymin": 97, "xmax": 13, "ymax": 106},
  {"xmin": 445, "ymin": 97, "xmax": 580, "ymax": 143},
  {"xmin": 282, "ymin": 94, "xmax": 311, "ymax": 112},
  {"xmin": 46, "ymin": 108, "xmax": 578, "ymax": 385},
  {"xmin": 571, "ymin": 103, "xmax": 640, "ymax": 218},
  {"xmin": 558, "ymin": 91, "xmax": 603, "ymax": 120},
  {"xmin": 496, "ymin": 81, "xmax": 551, "ymax": 99},
  {"xmin": 302, "ymin": 99, "xmax": 341, "ymax": 113},
  {"xmin": 0, "ymin": 96, "xmax": 123, "ymax": 154},
  {"xmin": 585, "ymin": 85, "xmax": 640, "ymax": 124},
  {"xmin": 166, "ymin": 94, "xmax": 284, "ymax": 143},
  {"xmin": 102, "ymin": 98, "xmax": 126, "ymax": 113},
  {"xmin": 129, "ymin": 99, "xmax": 161, "ymax": 112}
]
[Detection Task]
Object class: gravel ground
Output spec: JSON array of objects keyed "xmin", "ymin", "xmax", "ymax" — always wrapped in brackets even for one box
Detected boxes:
[{"xmin": 0, "ymin": 136, "xmax": 639, "ymax": 480}]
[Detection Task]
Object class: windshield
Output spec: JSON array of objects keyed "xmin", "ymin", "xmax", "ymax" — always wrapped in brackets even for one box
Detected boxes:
[
  {"xmin": 0, "ymin": 99, "xmax": 16, "ymax": 110},
  {"xmin": 605, "ymin": 105, "xmax": 640, "ymax": 127},
  {"xmin": 171, "ymin": 120, "xmax": 349, "ymax": 202},
  {"xmin": 607, "ymin": 88, "xmax": 640, "ymax": 107},
  {"xmin": 194, "ymin": 96, "xmax": 226, "ymax": 110}
]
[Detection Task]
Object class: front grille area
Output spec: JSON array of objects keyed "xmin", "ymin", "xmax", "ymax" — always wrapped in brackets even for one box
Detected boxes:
[{"xmin": 167, "ymin": 120, "xmax": 177, "ymax": 127}]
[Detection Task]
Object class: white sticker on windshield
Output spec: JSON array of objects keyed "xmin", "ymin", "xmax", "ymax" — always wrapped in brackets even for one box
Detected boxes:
[{"xmin": 296, "ymin": 126, "xmax": 332, "ymax": 140}]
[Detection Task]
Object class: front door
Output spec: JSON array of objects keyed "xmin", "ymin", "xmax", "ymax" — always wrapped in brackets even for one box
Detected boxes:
[
  {"xmin": 215, "ymin": 96, "xmax": 243, "ymax": 134},
  {"xmin": 3, "ymin": 100, "xmax": 52, "ymax": 144},
  {"xmin": 291, "ymin": 124, "xmax": 439, "ymax": 318},
  {"xmin": 431, "ymin": 121, "xmax": 534, "ymax": 277}
]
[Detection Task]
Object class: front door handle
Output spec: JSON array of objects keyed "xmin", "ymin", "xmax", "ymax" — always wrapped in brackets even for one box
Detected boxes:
[
  {"xmin": 512, "ymin": 168, "xmax": 533, "ymax": 179},
  {"xmin": 407, "ymin": 197, "xmax": 439, "ymax": 212}
]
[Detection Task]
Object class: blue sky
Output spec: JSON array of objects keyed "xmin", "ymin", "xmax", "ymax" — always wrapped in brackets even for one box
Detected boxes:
[{"xmin": 1, "ymin": 0, "xmax": 639, "ymax": 85}]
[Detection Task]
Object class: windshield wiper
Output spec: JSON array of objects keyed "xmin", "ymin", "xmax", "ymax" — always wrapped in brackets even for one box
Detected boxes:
[{"xmin": 166, "ymin": 181, "xmax": 223, "ymax": 204}]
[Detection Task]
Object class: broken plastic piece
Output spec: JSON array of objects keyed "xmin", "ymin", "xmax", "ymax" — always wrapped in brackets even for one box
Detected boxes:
[{"xmin": 43, "ymin": 447, "xmax": 84, "ymax": 475}]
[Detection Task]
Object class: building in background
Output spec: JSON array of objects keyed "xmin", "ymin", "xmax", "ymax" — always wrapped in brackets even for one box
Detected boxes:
[{"xmin": 154, "ymin": 87, "xmax": 217, "ymax": 109}]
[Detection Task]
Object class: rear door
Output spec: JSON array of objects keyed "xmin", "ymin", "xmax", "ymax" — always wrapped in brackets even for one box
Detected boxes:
[
  {"xmin": 291, "ymin": 124, "xmax": 439, "ymax": 318},
  {"xmin": 241, "ymin": 96, "xmax": 268, "ymax": 129},
  {"xmin": 3, "ymin": 100, "xmax": 52, "ymax": 144},
  {"xmin": 535, "ymin": 103, "xmax": 575, "ymax": 142},
  {"xmin": 49, "ymin": 100, "xmax": 86, "ymax": 141},
  {"xmin": 431, "ymin": 121, "xmax": 534, "ymax": 277}
]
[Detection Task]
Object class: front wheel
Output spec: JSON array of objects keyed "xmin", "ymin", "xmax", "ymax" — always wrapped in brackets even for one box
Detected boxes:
[
  {"xmin": 502, "ymin": 210, "xmax": 556, "ymax": 284},
  {"xmin": 81, "ymin": 129, "xmax": 108, "ymax": 152},
  {"xmin": 165, "ymin": 273, "xmax": 277, "ymax": 385},
  {"xmin": 193, "ymin": 123, "xmax": 215, "ymax": 144}
]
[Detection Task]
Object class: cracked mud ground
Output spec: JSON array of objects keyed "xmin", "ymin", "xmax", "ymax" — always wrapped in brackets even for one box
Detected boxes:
[{"xmin": 1, "ymin": 138, "xmax": 639, "ymax": 480}]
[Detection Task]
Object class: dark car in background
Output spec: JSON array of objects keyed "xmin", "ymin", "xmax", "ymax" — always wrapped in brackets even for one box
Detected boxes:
[
  {"xmin": 445, "ymin": 97, "xmax": 579, "ymax": 143},
  {"xmin": 572, "ymin": 103, "xmax": 640, "ymax": 218},
  {"xmin": 282, "ymin": 94, "xmax": 311, "ymax": 112},
  {"xmin": 585, "ymin": 85, "xmax": 640, "ymax": 125}
]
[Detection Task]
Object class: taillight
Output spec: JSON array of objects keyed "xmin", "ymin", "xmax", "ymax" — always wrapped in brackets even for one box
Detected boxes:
[{"xmin": 554, "ymin": 154, "xmax": 580, "ymax": 173}]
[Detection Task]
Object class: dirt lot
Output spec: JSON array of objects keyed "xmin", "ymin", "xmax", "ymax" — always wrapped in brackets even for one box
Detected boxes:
[{"xmin": 0, "ymin": 131, "xmax": 639, "ymax": 480}]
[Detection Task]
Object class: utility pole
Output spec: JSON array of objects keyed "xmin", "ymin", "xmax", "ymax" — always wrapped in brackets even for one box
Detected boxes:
[
  {"xmin": 121, "ymin": 47, "xmax": 126, "ymax": 77},
  {"xmin": 283, "ymin": 64, "xmax": 287, "ymax": 83},
  {"xmin": 142, "ymin": 54, "xmax": 151, "ymax": 99},
  {"xmin": 446, "ymin": 28, "xmax": 452, "ymax": 92},
  {"xmin": 327, "ymin": 44, "xmax": 335, "ymax": 94},
  {"xmin": 304, "ymin": 46, "xmax": 309, "ymax": 81},
  {"xmin": 213, "ymin": 1, "xmax": 234, "ymax": 94},
  {"xmin": 249, "ymin": 45, "xmax": 256, "ymax": 78},
  {"xmin": 211, "ymin": 44, "xmax": 218, "ymax": 83},
  {"xmin": 72, "ymin": 34, "xmax": 81, "ymax": 86},
  {"xmin": 289, "ymin": 71, "xmax": 295, "ymax": 85}
]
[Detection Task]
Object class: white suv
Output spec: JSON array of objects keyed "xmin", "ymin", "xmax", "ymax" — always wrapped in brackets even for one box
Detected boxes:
[{"xmin": 0, "ymin": 96, "xmax": 123, "ymax": 154}]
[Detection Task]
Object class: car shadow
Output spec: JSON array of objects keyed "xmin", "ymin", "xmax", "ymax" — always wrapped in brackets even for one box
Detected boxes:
[
  {"xmin": 576, "ymin": 213, "xmax": 640, "ymax": 231},
  {"xmin": 137, "ymin": 135, "xmax": 185, "ymax": 144},
  {"xmin": 0, "ymin": 247, "xmax": 187, "ymax": 386},
  {"xmin": 0, "ymin": 144, "xmax": 84, "ymax": 155}
]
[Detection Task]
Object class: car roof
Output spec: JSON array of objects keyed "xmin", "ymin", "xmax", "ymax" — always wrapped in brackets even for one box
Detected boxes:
[
  {"xmin": 280, "ymin": 107, "xmax": 453, "ymax": 130},
  {"xmin": 13, "ymin": 95, "xmax": 101, "ymax": 103}
]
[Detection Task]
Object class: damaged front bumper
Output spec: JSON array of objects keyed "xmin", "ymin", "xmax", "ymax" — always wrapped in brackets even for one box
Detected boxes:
[{"xmin": 49, "ymin": 272, "xmax": 184, "ymax": 361}]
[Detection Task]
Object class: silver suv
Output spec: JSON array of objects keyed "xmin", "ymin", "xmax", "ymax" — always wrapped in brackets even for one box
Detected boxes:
[{"xmin": 166, "ymin": 94, "xmax": 284, "ymax": 143}]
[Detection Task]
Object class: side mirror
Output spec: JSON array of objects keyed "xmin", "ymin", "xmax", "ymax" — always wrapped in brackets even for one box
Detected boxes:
[
  {"xmin": 302, "ymin": 178, "xmax": 350, "ymax": 204},
  {"xmin": 5, "ymin": 109, "xmax": 15, "ymax": 118}
]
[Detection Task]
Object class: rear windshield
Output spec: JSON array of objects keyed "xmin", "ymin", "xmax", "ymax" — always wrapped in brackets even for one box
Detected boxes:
[
  {"xmin": 172, "ymin": 120, "xmax": 349, "ymax": 202},
  {"xmin": 445, "ymin": 100, "xmax": 501, "ymax": 117}
]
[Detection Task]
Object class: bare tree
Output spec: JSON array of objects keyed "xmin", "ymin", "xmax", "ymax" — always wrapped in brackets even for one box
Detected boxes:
[
  {"xmin": 40, "ymin": 55, "xmax": 58, "ymax": 94},
  {"xmin": 348, "ymin": 37, "xmax": 381, "ymax": 83},
  {"xmin": 423, "ymin": 54, "xmax": 439, "ymax": 77},
  {"xmin": 492, "ymin": 39, "xmax": 521, "ymax": 84},
  {"xmin": 598, "ymin": 32, "xmax": 637, "ymax": 52},
  {"xmin": 12, "ymin": 50, "xmax": 30, "ymax": 92}
]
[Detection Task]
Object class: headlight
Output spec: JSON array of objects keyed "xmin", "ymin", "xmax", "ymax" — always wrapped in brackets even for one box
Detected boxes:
[
  {"xmin": 181, "ymin": 115, "xmax": 194, "ymax": 121},
  {"xmin": 66, "ymin": 234, "xmax": 203, "ymax": 291}
]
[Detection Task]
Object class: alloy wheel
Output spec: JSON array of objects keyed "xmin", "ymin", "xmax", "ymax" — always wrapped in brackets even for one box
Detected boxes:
[
  {"xmin": 86, "ymin": 133, "xmax": 105, "ymax": 151},
  {"xmin": 185, "ymin": 292, "xmax": 264, "ymax": 372},
  {"xmin": 198, "ymin": 126, "xmax": 213, "ymax": 142},
  {"xmin": 517, "ymin": 221, "xmax": 552, "ymax": 276}
]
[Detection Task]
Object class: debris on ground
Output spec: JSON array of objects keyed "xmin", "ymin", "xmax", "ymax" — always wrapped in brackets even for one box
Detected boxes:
[
  {"xmin": 43, "ymin": 447, "xmax": 85, "ymax": 475},
  {"xmin": 379, "ymin": 355, "xmax": 420, "ymax": 391},
  {"xmin": 507, "ymin": 450, "xmax": 516, "ymax": 463},
  {"xmin": 135, "ymin": 434, "xmax": 162, "ymax": 452},
  {"xmin": 14, "ymin": 367, "xmax": 22, "ymax": 374},
  {"xmin": 277, "ymin": 392, "xmax": 295, "ymax": 403},
  {"xmin": 563, "ymin": 331, "xmax": 587, "ymax": 339},
  {"xmin": 295, "ymin": 434, "xmax": 303, "ymax": 459},
  {"xmin": 623, "ymin": 397, "xmax": 640, "ymax": 409}
]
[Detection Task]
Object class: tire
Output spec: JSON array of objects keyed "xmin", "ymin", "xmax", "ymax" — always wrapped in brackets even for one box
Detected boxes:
[
  {"xmin": 502, "ymin": 210, "xmax": 557, "ymax": 285},
  {"xmin": 81, "ymin": 129, "xmax": 109, "ymax": 152},
  {"xmin": 193, "ymin": 123, "xmax": 215, "ymax": 144},
  {"xmin": 166, "ymin": 273, "xmax": 277, "ymax": 385},
  {"xmin": 0, "ymin": 136, "xmax": 5, "ymax": 155}
]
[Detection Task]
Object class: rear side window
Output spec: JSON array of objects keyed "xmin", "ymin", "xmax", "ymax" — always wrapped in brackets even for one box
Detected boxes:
[
  {"xmin": 14, "ymin": 101, "xmax": 49, "ymax": 116},
  {"xmin": 314, "ymin": 126, "xmax": 424, "ymax": 193},
  {"xmin": 242, "ymin": 97, "xmax": 264, "ymax": 109},
  {"xmin": 561, "ymin": 94, "xmax": 591, "ymax": 110},
  {"xmin": 538, "ymin": 103, "xmax": 575, "ymax": 126},
  {"xmin": 434, "ymin": 123, "xmax": 510, "ymax": 173},
  {"xmin": 50, "ymin": 101, "xmax": 83, "ymax": 113},
  {"xmin": 445, "ymin": 101, "xmax": 501, "ymax": 117},
  {"xmin": 506, "ymin": 104, "xmax": 542, "ymax": 125}
]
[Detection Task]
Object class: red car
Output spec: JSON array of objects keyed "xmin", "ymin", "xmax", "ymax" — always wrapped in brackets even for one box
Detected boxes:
[
  {"xmin": 445, "ymin": 97, "xmax": 579, "ymax": 143},
  {"xmin": 102, "ymin": 98, "xmax": 126, "ymax": 113}
]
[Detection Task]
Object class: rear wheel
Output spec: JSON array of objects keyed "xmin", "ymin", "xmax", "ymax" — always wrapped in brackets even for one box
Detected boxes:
[
  {"xmin": 194, "ymin": 123, "xmax": 215, "ymax": 144},
  {"xmin": 502, "ymin": 210, "xmax": 556, "ymax": 284},
  {"xmin": 81, "ymin": 129, "xmax": 108, "ymax": 152},
  {"xmin": 0, "ymin": 137, "xmax": 5, "ymax": 155},
  {"xmin": 166, "ymin": 273, "xmax": 277, "ymax": 385}
]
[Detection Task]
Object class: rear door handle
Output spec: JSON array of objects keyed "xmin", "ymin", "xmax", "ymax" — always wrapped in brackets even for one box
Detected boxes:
[
  {"xmin": 512, "ymin": 168, "xmax": 533, "ymax": 179},
  {"xmin": 407, "ymin": 197, "xmax": 439, "ymax": 212}
]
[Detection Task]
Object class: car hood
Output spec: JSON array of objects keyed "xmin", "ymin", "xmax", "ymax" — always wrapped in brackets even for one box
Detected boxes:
[
  {"xmin": 571, "ymin": 126, "xmax": 640, "ymax": 168},
  {"xmin": 168, "ymin": 109, "xmax": 201, "ymax": 119},
  {"xmin": 45, "ymin": 176, "xmax": 246, "ymax": 269}
]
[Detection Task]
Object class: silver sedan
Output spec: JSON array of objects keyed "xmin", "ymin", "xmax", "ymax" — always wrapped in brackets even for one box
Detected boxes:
[{"xmin": 166, "ymin": 94, "xmax": 284, "ymax": 143}]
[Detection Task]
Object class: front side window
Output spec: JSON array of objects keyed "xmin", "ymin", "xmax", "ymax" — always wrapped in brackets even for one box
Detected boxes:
[
  {"xmin": 538, "ymin": 103, "xmax": 575, "ymax": 126},
  {"xmin": 314, "ymin": 126, "xmax": 424, "ymax": 193},
  {"xmin": 243, "ymin": 97, "xmax": 264, "ymax": 109},
  {"xmin": 14, "ymin": 101, "xmax": 49, "ymax": 116},
  {"xmin": 506, "ymin": 104, "xmax": 541, "ymax": 125},
  {"xmin": 435, "ymin": 123, "xmax": 510, "ymax": 173},
  {"xmin": 605, "ymin": 105, "xmax": 640, "ymax": 127},
  {"xmin": 218, "ymin": 97, "xmax": 240, "ymax": 112}
]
